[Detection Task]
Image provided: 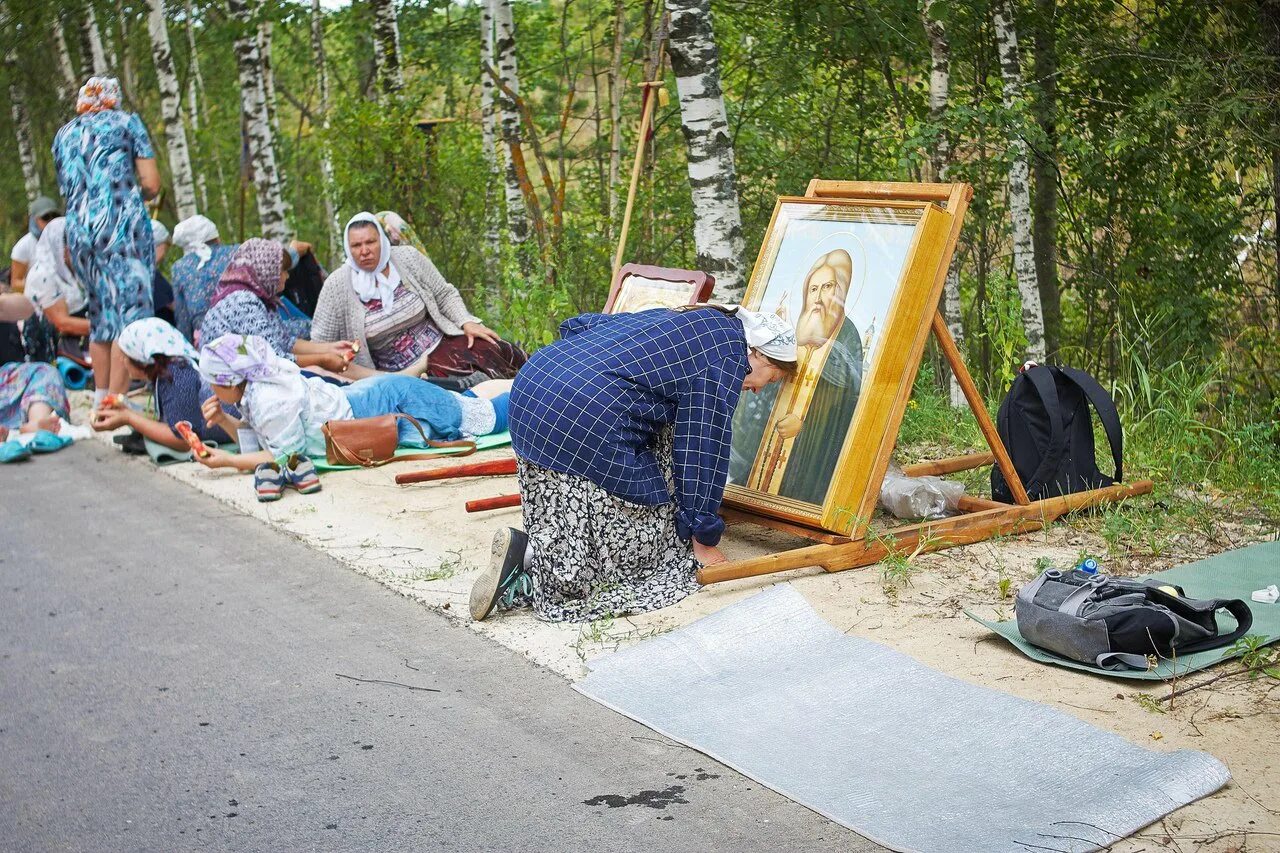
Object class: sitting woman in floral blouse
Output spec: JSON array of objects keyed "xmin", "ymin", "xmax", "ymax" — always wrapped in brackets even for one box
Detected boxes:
[{"xmin": 310, "ymin": 213, "xmax": 526, "ymax": 380}]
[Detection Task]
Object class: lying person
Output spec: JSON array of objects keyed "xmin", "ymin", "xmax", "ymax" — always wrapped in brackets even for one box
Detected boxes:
[
  {"xmin": 469, "ymin": 305, "xmax": 797, "ymax": 624},
  {"xmin": 0, "ymin": 361, "xmax": 69, "ymax": 437},
  {"xmin": 311, "ymin": 212, "xmax": 526, "ymax": 380},
  {"xmin": 199, "ymin": 238, "xmax": 357, "ymax": 375},
  {"xmin": 89, "ymin": 317, "xmax": 235, "ymax": 453},
  {"xmin": 194, "ymin": 334, "xmax": 512, "ymax": 502}
]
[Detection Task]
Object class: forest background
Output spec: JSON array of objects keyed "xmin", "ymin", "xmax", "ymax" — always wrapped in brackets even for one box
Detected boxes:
[{"xmin": 1, "ymin": 0, "xmax": 1277, "ymax": 512}]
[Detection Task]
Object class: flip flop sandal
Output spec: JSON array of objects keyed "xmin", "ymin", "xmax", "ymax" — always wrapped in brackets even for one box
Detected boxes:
[
  {"xmin": 29, "ymin": 430, "xmax": 73, "ymax": 454},
  {"xmin": 0, "ymin": 440, "xmax": 32, "ymax": 463}
]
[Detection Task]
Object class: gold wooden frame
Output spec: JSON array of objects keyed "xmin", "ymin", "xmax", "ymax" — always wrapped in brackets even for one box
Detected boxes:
[
  {"xmin": 723, "ymin": 195, "xmax": 956, "ymax": 536},
  {"xmin": 700, "ymin": 179, "xmax": 1154, "ymax": 585}
]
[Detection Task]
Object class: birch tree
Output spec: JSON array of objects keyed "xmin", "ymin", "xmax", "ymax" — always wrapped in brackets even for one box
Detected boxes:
[
  {"xmin": 1, "ymin": 1, "xmax": 40, "ymax": 203},
  {"xmin": 479, "ymin": 0, "xmax": 503, "ymax": 283},
  {"xmin": 992, "ymin": 0, "xmax": 1045, "ymax": 361},
  {"xmin": 257, "ymin": 20, "xmax": 280, "ymax": 139},
  {"xmin": 53, "ymin": 14, "xmax": 80, "ymax": 98},
  {"xmin": 82, "ymin": 4, "xmax": 111, "ymax": 75},
  {"xmin": 1030, "ymin": 0, "xmax": 1062, "ymax": 356},
  {"xmin": 182, "ymin": 0, "xmax": 209, "ymax": 210},
  {"xmin": 921, "ymin": 0, "xmax": 965, "ymax": 406},
  {"xmin": 491, "ymin": 0, "xmax": 529, "ymax": 248},
  {"xmin": 229, "ymin": 0, "xmax": 290, "ymax": 241},
  {"xmin": 146, "ymin": 0, "xmax": 198, "ymax": 220},
  {"xmin": 370, "ymin": 0, "xmax": 405, "ymax": 96},
  {"xmin": 311, "ymin": 0, "xmax": 340, "ymax": 262},
  {"xmin": 665, "ymin": 0, "xmax": 746, "ymax": 301},
  {"xmin": 606, "ymin": 0, "xmax": 625, "ymax": 235}
]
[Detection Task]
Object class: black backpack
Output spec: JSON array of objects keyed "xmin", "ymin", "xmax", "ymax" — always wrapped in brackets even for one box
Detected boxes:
[{"xmin": 992, "ymin": 364, "xmax": 1123, "ymax": 503}]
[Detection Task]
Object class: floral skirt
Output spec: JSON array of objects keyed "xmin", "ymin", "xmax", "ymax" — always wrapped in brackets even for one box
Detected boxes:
[
  {"xmin": 0, "ymin": 362, "xmax": 69, "ymax": 429},
  {"xmin": 514, "ymin": 438, "xmax": 698, "ymax": 623}
]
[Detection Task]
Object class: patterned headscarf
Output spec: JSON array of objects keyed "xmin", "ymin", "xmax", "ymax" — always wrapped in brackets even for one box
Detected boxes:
[
  {"xmin": 198, "ymin": 334, "xmax": 282, "ymax": 385},
  {"xmin": 76, "ymin": 76, "xmax": 121, "ymax": 114},
  {"xmin": 376, "ymin": 210, "xmax": 430, "ymax": 257},
  {"xmin": 119, "ymin": 318, "xmax": 200, "ymax": 366},
  {"xmin": 172, "ymin": 215, "xmax": 220, "ymax": 268},
  {"xmin": 729, "ymin": 306, "xmax": 798, "ymax": 363},
  {"xmin": 344, "ymin": 212, "xmax": 401, "ymax": 309},
  {"xmin": 210, "ymin": 238, "xmax": 284, "ymax": 310}
]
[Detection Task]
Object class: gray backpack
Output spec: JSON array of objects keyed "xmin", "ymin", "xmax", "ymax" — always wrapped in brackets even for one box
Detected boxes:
[{"xmin": 1015, "ymin": 569, "xmax": 1253, "ymax": 670}]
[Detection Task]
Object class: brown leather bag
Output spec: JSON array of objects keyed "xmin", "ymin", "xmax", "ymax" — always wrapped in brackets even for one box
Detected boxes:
[{"xmin": 322, "ymin": 413, "xmax": 476, "ymax": 468}]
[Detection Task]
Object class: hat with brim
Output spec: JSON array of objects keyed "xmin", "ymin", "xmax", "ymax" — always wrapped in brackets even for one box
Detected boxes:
[{"xmin": 28, "ymin": 196, "xmax": 60, "ymax": 220}]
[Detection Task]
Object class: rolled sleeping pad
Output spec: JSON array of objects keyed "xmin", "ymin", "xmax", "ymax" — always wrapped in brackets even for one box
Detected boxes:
[{"xmin": 56, "ymin": 356, "xmax": 90, "ymax": 390}]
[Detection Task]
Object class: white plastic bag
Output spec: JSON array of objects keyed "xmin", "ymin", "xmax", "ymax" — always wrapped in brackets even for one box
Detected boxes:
[{"xmin": 879, "ymin": 465, "xmax": 966, "ymax": 520}]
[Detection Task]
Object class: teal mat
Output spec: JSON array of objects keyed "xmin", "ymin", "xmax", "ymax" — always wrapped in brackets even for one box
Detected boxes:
[
  {"xmin": 144, "ymin": 436, "xmax": 237, "ymax": 465},
  {"xmin": 967, "ymin": 540, "xmax": 1280, "ymax": 680},
  {"xmin": 312, "ymin": 430, "xmax": 512, "ymax": 472}
]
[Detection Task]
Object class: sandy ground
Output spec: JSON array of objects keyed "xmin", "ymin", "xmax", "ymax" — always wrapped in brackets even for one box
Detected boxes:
[{"xmin": 73, "ymin": 392, "xmax": 1279, "ymax": 852}]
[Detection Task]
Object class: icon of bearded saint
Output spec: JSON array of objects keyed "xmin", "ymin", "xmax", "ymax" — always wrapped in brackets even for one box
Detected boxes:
[{"xmin": 728, "ymin": 249, "xmax": 864, "ymax": 504}]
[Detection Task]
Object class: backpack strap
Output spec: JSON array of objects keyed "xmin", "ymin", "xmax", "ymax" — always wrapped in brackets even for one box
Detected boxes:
[
  {"xmin": 1020, "ymin": 366, "xmax": 1067, "ymax": 493},
  {"xmin": 1056, "ymin": 366, "xmax": 1124, "ymax": 483},
  {"xmin": 1174, "ymin": 599, "xmax": 1254, "ymax": 656}
]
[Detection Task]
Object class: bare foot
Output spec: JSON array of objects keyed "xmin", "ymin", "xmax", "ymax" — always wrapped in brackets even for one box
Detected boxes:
[{"xmin": 18, "ymin": 415, "xmax": 62, "ymax": 434}]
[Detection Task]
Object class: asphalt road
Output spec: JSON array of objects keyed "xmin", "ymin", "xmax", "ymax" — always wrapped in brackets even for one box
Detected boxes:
[{"xmin": 0, "ymin": 441, "xmax": 878, "ymax": 852}]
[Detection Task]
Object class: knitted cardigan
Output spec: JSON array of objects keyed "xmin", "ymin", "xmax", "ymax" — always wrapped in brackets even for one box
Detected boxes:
[{"xmin": 310, "ymin": 246, "xmax": 482, "ymax": 370}]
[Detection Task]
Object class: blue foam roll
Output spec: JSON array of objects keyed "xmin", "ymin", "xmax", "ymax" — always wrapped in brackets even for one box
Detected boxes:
[{"xmin": 56, "ymin": 356, "xmax": 90, "ymax": 390}]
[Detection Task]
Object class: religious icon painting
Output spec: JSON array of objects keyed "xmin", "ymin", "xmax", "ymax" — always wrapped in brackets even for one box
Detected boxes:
[
  {"xmin": 724, "ymin": 196, "xmax": 959, "ymax": 535},
  {"xmin": 604, "ymin": 263, "xmax": 716, "ymax": 314}
]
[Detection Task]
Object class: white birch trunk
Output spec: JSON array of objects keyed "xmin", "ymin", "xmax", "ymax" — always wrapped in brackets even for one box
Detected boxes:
[
  {"xmin": 146, "ymin": 0, "xmax": 198, "ymax": 220},
  {"xmin": 1, "ymin": 1, "xmax": 40, "ymax": 202},
  {"xmin": 992, "ymin": 0, "xmax": 1045, "ymax": 362},
  {"xmin": 229, "ymin": 0, "xmax": 290, "ymax": 241},
  {"xmin": 182, "ymin": 0, "xmax": 208, "ymax": 210},
  {"xmin": 491, "ymin": 0, "xmax": 528, "ymax": 247},
  {"xmin": 479, "ymin": 0, "xmax": 502, "ymax": 288},
  {"xmin": 114, "ymin": 0, "xmax": 137, "ymax": 98},
  {"xmin": 257, "ymin": 20, "xmax": 280, "ymax": 139},
  {"xmin": 370, "ymin": 0, "xmax": 405, "ymax": 96},
  {"xmin": 84, "ymin": 4, "xmax": 111, "ymax": 75},
  {"xmin": 54, "ymin": 15, "xmax": 80, "ymax": 99},
  {"xmin": 921, "ymin": 0, "xmax": 965, "ymax": 406},
  {"xmin": 311, "ymin": 0, "xmax": 340, "ymax": 263},
  {"xmin": 606, "ymin": 0, "xmax": 625, "ymax": 235},
  {"xmin": 666, "ymin": 0, "xmax": 746, "ymax": 300}
]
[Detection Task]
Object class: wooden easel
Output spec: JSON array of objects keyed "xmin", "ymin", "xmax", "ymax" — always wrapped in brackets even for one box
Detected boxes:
[{"xmin": 697, "ymin": 179, "xmax": 1153, "ymax": 585}]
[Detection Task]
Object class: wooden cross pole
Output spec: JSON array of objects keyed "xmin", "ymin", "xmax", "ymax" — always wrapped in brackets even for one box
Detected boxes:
[{"xmin": 611, "ymin": 80, "xmax": 666, "ymax": 279}]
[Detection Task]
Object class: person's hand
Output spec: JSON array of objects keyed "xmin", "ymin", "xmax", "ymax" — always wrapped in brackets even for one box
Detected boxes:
[
  {"xmin": 290, "ymin": 240, "xmax": 313, "ymax": 257},
  {"xmin": 462, "ymin": 321, "xmax": 499, "ymax": 349},
  {"xmin": 197, "ymin": 447, "xmax": 236, "ymax": 469},
  {"xmin": 201, "ymin": 395, "xmax": 237, "ymax": 432},
  {"xmin": 332, "ymin": 340, "xmax": 358, "ymax": 365},
  {"xmin": 91, "ymin": 408, "xmax": 131, "ymax": 431},
  {"xmin": 692, "ymin": 540, "xmax": 728, "ymax": 566},
  {"xmin": 315, "ymin": 352, "xmax": 350, "ymax": 373}
]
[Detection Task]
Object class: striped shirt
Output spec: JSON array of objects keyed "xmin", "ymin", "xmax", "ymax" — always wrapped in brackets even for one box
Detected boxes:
[{"xmin": 509, "ymin": 309, "xmax": 749, "ymax": 546}]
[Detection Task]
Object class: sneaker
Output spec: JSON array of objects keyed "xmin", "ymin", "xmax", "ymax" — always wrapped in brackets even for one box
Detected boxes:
[
  {"xmin": 112, "ymin": 430, "xmax": 147, "ymax": 455},
  {"xmin": 254, "ymin": 462, "xmax": 285, "ymax": 502},
  {"xmin": 470, "ymin": 527, "xmax": 529, "ymax": 621},
  {"xmin": 284, "ymin": 455, "xmax": 322, "ymax": 494}
]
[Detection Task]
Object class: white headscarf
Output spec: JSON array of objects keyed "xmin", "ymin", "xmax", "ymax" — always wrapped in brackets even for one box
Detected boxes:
[
  {"xmin": 728, "ymin": 305, "xmax": 798, "ymax": 363},
  {"xmin": 119, "ymin": 317, "xmax": 200, "ymax": 365},
  {"xmin": 31, "ymin": 217, "xmax": 75, "ymax": 289},
  {"xmin": 344, "ymin": 212, "xmax": 402, "ymax": 309},
  {"xmin": 150, "ymin": 219, "xmax": 170, "ymax": 245},
  {"xmin": 172, "ymin": 215, "xmax": 220, "ymax": 268}
]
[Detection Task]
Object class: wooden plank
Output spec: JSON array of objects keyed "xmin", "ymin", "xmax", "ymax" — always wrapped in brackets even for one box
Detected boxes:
[
  {"xmin": 698, "ymin": 480, "xmax": 1153, "ymax": 584},
  {"xmin": 806, "ymin": 179, "xmax": 959, "ymax": 204},
  {"xmin": 395, "ymin": 457, "xmax": 518, "ymax": 485},
  {"xmin": 720, "ymin": 506, "xmax": 851, "ymax": 545},
  {"xmin": 956, "ymin": 495, "xmax": 1009, "ymax": 512},
  {"xmin": 900, "ymin": 451, "xmax": 995, "ymax": 478}
]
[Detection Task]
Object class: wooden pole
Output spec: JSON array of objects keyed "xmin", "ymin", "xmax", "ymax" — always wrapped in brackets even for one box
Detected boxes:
[
  {"xmin": 466, "ymin": 494, "xmax": 522, "ymax": 513},
  {"xmin": 612, "ymin": 81, "xmax": 664, "ymax": 278},
  {"xmin": 395, "ymin": 457, "xmax": 517, "ymax": 485}
]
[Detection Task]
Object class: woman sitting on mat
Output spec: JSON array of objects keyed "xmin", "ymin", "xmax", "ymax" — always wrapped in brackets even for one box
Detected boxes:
[
  {"xmin": 199, "ymin": 238, "xmax": 359, "ymax": 376},
  {"xmin": 89, "ymin": 317, "xmax": 236, "ymax": 452},
  {"xmin": 194, "ymin": 334, "xmax": 512, "ymax": 502},
  {"xmin": 21, "ymin": 217, "xmax": 91, "ymax": 364},
  {"xmin": 469, "ymin": 305, "xmax": 797, "ymax": 624},
  {"xmin": 310, "ymin": 213, "xmax": 526, "ymax": 380},
  {"xmin": 0, "ymin": 361, "xmax": 70, "ymax": 439}
]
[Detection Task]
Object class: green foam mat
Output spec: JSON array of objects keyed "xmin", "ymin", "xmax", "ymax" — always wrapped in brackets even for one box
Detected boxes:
[
  {"xmin": 311, "ymin": 430, "xmax": 512, "ymax": 472},
  {"xmin": 967, "ymin": 540, "xmax": 1280, "ymax": 680}
]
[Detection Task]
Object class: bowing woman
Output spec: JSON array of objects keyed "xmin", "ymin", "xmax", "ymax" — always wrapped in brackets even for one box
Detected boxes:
[
  {"xmin": 469, "ymin": 305, "xmax": 798, "ymax": 623},
  {"xmin": 310, "ymin": 213, "xmax": 527, "ymax": 380}
]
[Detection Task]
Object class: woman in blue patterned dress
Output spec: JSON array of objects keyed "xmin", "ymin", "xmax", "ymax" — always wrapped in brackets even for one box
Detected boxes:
[{"xmin": 52, "ymin": 77, "xmax": 161, "ymax": 405}]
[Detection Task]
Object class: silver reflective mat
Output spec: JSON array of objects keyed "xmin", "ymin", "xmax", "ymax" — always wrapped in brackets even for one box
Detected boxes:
[{"xmin": 575, "ymin": 585, "xmax": 1229, "ymax": 853}]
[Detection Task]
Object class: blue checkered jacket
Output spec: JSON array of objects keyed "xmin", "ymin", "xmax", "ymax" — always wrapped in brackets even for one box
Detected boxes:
[{"xmin": 510, "ymin": 309, "xmax": 749, "ymax": 546}]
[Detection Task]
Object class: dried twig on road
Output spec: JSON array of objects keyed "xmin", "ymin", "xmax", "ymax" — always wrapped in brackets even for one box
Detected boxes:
[{"xmin": 335, "ymin": 673, "xmax": 441, "ymax": 692}]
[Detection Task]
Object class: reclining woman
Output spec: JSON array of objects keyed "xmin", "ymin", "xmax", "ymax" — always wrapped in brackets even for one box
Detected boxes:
[
  {"xmin": 310, "ymin": 213, "xmax": 526, "ymax": 380},
  {"xmin": 199, "ymin": 238, "xmax": 359, "ymax": 377},
  {"xmin": 469, "ymin": 305, "xmax": 797, "ymax": 623},
  {"xmin": 89, "ymin": 317, "xmax": 236, "ymax": 452},
  {"xmin": 0, "ymin": 361, "xmax": 69, "ymax": 441},
  {"xmin": 194, "ymin": 334, "xmax": 512, "ymax": 502}
]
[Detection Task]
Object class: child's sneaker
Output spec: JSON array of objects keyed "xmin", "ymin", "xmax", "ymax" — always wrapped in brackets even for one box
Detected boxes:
[
  {"xmin": 254, "ymin": 462, "xmax": 285, "ymax": 502},
  {"xmin": 284, "ymin": 455, "xmax": 322, "ymax": 494}
]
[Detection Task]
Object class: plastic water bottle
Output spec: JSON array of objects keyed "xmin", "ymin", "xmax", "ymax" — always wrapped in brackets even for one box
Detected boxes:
[{"xmin": 1076, "ymin": 557, "xmax": 1100, "ymax": 575}]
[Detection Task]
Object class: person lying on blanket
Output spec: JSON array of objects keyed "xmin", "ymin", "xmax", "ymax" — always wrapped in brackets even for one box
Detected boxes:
[{"xmin": 195, "ymin": 333, "xmax": 511, "ymax": 502}]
